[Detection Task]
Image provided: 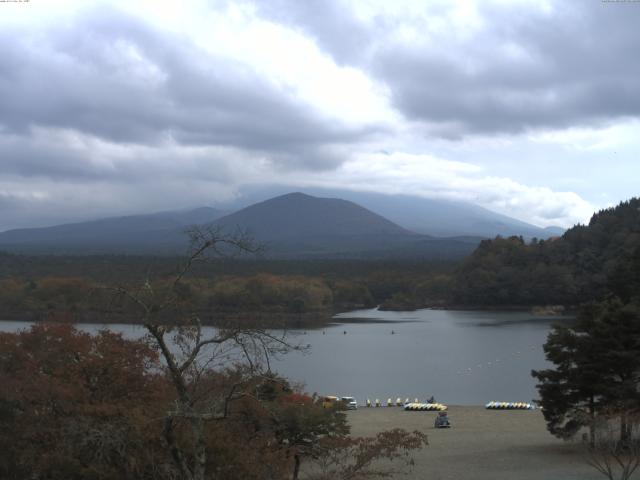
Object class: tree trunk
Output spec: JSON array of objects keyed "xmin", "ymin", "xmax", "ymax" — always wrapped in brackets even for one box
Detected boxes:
[
  {"xmin": 192, "ymin": 416, "xmax": 208, "ymax": 480},
  {"xmin": 164, "ymin": 416, "xmax": 194, "ymax": 480},
  {"xmin": 292, "ymin": 454, "xmax": 301, "ymax": 480},
  {"xmin": 589, "ymin": 396, "xmax": 596, "ymax": 448},
  {"xmin": 620, "ymin": 413, "xmax": 630, "ymax": 447}
]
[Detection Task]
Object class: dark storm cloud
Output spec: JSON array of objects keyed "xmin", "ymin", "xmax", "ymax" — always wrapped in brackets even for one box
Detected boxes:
[
  {"xmin": 0, "ymin": 7, "xmax": 374, "ymax": 173},
  {"xmin": 252, "ymin": 0, "xmax": 640, "ymax": 137}
]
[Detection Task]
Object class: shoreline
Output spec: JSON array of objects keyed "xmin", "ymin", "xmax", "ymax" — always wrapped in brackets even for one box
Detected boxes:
[
  {"xmin": 379, "ymin": 304, "xmax": 576, "ymax": 315},
  {"xmin": 0, "ymin": 303, "xmax": 575, "ymax": 328}
]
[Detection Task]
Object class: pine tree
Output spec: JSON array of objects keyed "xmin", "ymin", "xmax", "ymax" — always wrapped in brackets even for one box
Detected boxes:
[{"xmin": 532, "ymin": 298, "xmax": 640, "ymax": 444}]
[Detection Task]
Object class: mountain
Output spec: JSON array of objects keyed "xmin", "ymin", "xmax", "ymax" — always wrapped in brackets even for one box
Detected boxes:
[
  {"xmin": 227, "ymin": 186, "xmax": 565, "ymax": 239},
  {"xmin": 0, "ymin": 207, "xmax": 226, "ymax": 254},
  {"xmin": 211, "ymin": 192, "xmax": 479, "ymax": 258},
  {"xmin": 214, "ymin": 192, "xmax": 409, "ymax": 240},
  {"xmin": 0, "ymin": 193, "xmax": 480, "ymax": 259},
  {"xmin": 359, "ymin": 195, "xmax": 565, "ymax": 239}
]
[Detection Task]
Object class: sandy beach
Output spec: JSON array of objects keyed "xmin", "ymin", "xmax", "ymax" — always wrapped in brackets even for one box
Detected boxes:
[{"xmin": 346, "ymin": 406, "xmax": 606, "ymax": 480}]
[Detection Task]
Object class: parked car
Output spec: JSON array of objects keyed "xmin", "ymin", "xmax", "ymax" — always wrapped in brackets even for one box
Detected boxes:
[
  {"xmin": 434, "ymin": 411, "xmax": 451, "ymax": 428},
  {"xmin": 341, "ymin": 396, "xmax": 358, "ymax": 410}
]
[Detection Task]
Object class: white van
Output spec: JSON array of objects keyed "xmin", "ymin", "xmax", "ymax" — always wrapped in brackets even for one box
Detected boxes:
[{"xmin": 341, "ymin": 396, "xmax": 358, "ymax": 410}]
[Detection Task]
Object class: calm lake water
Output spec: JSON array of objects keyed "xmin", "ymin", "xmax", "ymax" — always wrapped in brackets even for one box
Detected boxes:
[{"xmin": 0, "ymin": 308, "xmax": 571, "ymax": 406}]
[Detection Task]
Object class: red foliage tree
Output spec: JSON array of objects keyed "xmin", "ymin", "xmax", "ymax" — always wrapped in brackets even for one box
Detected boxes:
[{"xmin": 0, "ymin": 323, "xmax": 173, "ymax": 479}]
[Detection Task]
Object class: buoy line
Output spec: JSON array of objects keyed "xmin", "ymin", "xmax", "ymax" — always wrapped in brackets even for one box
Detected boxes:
[{"xmin": 456, "ymin": 344, "xmax": 540, "ymax": 376}]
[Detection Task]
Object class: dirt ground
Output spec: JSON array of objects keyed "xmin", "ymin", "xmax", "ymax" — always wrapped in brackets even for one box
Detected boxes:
[{"xmin": 345, "ymin": 406, "xmax": 609, "ymax": 480}]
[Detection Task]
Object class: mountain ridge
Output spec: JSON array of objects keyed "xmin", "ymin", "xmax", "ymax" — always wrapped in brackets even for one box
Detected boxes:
[
  {"xmin": 0, "ymin": 193, "xmax": 479, "ymax": 259},
  {"xmin": 0, "ymin": 207, "xmax": 226, "ymax": 252},
  {"xmin": 225, "ymin": 187, "xmax": 566, "ymax": 239},
  {"xmin": 0, "ymin": 191, "xmax": 566, "ymax": 258},
  {"xmin": 213, "ymin": 192, "xmax": 413, "ymax": 240}
]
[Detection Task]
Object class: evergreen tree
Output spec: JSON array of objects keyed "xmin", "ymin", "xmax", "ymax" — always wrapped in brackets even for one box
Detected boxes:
[{"xmin": 533, "ymin": 298, "xmax": 640, "ymax": 443}]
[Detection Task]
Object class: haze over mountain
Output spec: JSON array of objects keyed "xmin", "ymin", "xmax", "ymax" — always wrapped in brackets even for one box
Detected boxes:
[
  {"xmin": 0, "ymin": 193, "xmax": 480, "ymax": 258},
  {"xmin": 209, "ymin": 192, "xmax": 480, "ymax": 258},
  {"xmin": 226, "ymin": 187, "xmax": 566, "ymax": 239}
]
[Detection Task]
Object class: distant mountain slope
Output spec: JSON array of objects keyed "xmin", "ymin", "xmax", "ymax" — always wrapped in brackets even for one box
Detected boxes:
[
  {"xmin": 0, "ymin": 193, "xmax": 480, "ymax": 259},
  {"xmin": 230, "ymin": 187, "xmax": 565, "ymax": 238},
  {"xmin": 0, "ymin": 207, "xmax": 225, "ymax": 253},
  {"xmin": 214, "ymin": 193, "xmax": 480, "ymax": 258},
  {"xmin": 211, "ymin": 192, "xmax": 479, "ymax": 258},
  {"xmin": 542, "ymin": 226, "xmax": 566, "ymax": 237},
  {"xmin": 209, "ymin": 193, "xmax": 480, "ymax": 258},
  {"xmin": 214, "ymin": 192, "xmax": 410, "ymax": 240}
]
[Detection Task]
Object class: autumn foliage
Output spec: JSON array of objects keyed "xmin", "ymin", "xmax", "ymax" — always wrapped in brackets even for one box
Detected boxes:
[
  {"xmin": 0, "ymin": 323, "xmax": 427, "ymax": 480},
  {"xmin": 0, "ymin": 323, "xmax": 170, "ymax": 479}
]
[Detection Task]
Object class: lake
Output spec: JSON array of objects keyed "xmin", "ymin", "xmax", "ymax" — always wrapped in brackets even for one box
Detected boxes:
[{"xmin": 0, "ymin": 308, "xmax": 570, "ymax": 406}]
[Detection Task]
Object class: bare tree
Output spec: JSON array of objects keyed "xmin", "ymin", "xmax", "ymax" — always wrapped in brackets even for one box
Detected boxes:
[
  {"xmin": 106, "ymin": 226, "xmax": 298, "ymax": 480},
  {"xmin": 584, "ymin": 411, "xmax": 640, "ymax": 480}
]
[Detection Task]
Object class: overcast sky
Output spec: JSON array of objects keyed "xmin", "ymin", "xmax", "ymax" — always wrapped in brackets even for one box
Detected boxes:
[{"xmin": 1, "ymin": 0, "xmax": 639, "ymax": 231}]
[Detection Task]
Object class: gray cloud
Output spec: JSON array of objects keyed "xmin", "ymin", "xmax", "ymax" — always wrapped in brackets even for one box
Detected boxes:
[
  {"xmin": 378, "ymin": 3, "xmax": 640, "ymax": 136},
  {"xmin": 251, "ymin": 0, "xmax": 378, "ymax": 65},
  {"xmin": 1, "ymin": 1, "xmax": 630, "ymax": 231},
  {"xmin": 252, "ymin": 0, "xmax": 640, "ymax": 137},
  {"xmin": 0, "ymin": 6, "xmax": 376, "ymax": 172},
  {"xmin": 0, "ymin": 129, "xmax": 238, "ymax": 182}
]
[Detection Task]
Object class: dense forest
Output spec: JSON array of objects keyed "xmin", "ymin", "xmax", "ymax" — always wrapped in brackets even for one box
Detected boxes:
[
  {"xmin": 1, "ymin": 198, "xmax": 638, "ymax": 323},
  {"xmin": 449, "ymin": 198, "xmax": 640, "ymax": 307},
  {"xmin": 0, "ymin": 254, "xmax": 454, "ymax": 324},
  {"xmin": 372, "ymin": 197, "xmax": 640, "ymax": 310}
]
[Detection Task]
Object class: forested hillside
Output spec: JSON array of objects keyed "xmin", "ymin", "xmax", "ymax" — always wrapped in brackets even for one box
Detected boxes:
[
  {"xmin": 0, "ymin": 253, "xmax": 455, "ymax": 323},
  {"xmin": 2, "ymin": 198, "xmax": 638, "ymax": 319},
  {"xmin": 450, "ymin": 198, "xmax": 640, "ymax": 306}
]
